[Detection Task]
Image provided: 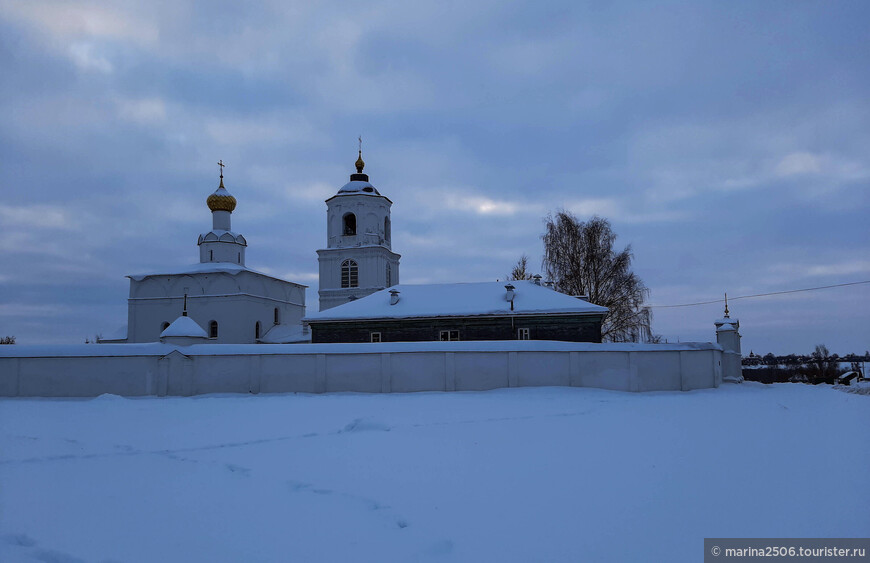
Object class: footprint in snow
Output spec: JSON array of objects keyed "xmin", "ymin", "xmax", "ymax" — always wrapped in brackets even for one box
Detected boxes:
[
  {"xmin": 225, "ymin": 463, "xmax": 252, "ymax": 476},
  {"xmin": 285, "ymin": 480, "xmax": 409, "ymax": 530},
  {"xmin": 341, "ymin": 418, "xmax": 391, "ymax": 433}
]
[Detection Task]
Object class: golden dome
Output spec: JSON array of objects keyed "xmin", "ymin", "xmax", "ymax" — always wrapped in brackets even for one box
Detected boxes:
[
  {"xmin": 207, "ymin": 178, "xmax": 237, "ymax": 212},
  {"xmin": 355, "ymin": 150, "xmax": 365, "ymax": 173}
]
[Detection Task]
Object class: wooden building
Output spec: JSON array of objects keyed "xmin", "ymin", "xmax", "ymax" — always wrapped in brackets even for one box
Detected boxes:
[{"xmin": 304, "ymin": 280, "xmax": 608, "ymax": 343}]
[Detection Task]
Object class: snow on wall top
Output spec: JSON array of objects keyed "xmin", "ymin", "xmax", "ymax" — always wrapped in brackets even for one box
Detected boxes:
[
  {"xmin": 0, "ymin": 339, "xmax": 720, "ymax": 358},
  {"xmin": 160, "ymin": 316, "xmax": 208, "ymax": 338},
  {"xmin": 304, "ymin": 280, "xmax": 609, "ymax": 322}
]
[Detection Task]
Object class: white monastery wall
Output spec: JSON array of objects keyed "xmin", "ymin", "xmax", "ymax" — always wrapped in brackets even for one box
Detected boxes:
[{"xmin": 0, "ymin": 341, "xmax": 723, "ymax": 397}]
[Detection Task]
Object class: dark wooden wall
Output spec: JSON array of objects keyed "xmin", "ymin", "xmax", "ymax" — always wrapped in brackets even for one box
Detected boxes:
[{"xmin": 310, "ymin": 314, "xmax": 604, "ymax": 343}]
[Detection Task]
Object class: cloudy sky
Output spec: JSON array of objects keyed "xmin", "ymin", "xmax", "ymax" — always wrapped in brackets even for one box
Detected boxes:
[{"xmin": 1, "ymin": 1, "xmax": 868, "ymax": 354}]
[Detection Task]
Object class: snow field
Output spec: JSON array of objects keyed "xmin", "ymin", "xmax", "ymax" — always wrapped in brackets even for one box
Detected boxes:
[{"xmin": 1, "ymin": 383, "xmax": 867, "ymax": 562}]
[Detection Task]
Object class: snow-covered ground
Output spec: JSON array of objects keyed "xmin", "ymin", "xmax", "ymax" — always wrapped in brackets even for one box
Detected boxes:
[{"xmin": 1, "ymin": 383, "xmax": 867, "ymax": 562}]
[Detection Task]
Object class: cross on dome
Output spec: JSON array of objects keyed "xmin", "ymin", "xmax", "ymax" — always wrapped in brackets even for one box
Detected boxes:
[
  {"xmin": 356, "ymin": 136, "xmax": 365, "ymax": 173},
  {"xmin": 207, "ymin": 158, "xmax": 236, "ymax": 213}
]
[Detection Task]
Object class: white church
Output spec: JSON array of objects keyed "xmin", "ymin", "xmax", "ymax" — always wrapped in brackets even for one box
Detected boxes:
[{"xmin": 100, "ymin": 151, "xmax": 401, "ymax": 345}]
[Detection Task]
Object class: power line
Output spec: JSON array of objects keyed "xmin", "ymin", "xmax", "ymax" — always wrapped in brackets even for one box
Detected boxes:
[{"xmin": 648, "ymin": 280, "xmax": 870, "ymax": 309}]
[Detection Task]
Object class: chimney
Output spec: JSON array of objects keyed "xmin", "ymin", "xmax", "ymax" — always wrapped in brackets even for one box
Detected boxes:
[
  {"xmin": 504, "ymin": 283, "xmax": 515, "ymax": 311},
  {"xmin": 389, "ymin": 289, "xmax": 400, "ymax": 305},
  {"xmin": 532, "ymin": 274, "xmax": 542, "ymax": 286}
]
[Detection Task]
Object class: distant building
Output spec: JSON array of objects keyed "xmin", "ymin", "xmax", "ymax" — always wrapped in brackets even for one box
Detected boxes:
[
  {"xmin": 316, "ymin": 151, "xmax": 400, "ymax": 311},
  {"xmin": 304, "ymin": 280, "xmax": 608, "ymax": 343},
  {"xmin": 101, "ymin": 167, "xmax": 307, "ymax": 344}
]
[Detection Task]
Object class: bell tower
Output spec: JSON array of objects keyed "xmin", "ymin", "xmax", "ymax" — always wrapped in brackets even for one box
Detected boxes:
[{"xmin": 316, "ymin": 149, "xmax": 400, "ymax": 311}]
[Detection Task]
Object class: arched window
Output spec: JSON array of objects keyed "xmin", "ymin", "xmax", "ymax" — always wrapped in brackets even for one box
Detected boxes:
[
  {"xmin": 384, "ymin": 216, "xmax": 391, "ymax": 242},
  {"xmin": 209, "ymin": 320, "xmax": 218, "ymax": 339},
  {"xmin": 386, "ymin": 263, "xmax": 391, "ymax": 287},
  {"xmin": 343, "ymin": 213, "xmax": 356, "ymax": 236},
  {"xmin": 274, "ymin": 307, "xmax": 280, "ymax": 325},
  {"xmin": 341, "ymin": 259, "xmax": 358, "ymax": 288},
  {"xmin": 255, "ymin": 321, "xmax": 261, "ymax": 340},
  {"xmin": 161, "ymin": 321, "xmax": 170, "ymax": 332}
]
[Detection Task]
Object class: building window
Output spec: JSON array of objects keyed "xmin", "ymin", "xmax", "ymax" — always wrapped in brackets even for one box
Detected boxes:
[
  {"xmin": 518, "ymin": 328, "xmax": 530, "ymax": 340},
  {"xmin": 386, "ymin": 263, "xmax": 391, "ymax": 287},
  {"xmin": 209, "ymin": 320, "xmax": 218, "ymax": 339},
  {"xmin": 370, "ymin": 332, "xmax": 382, "ymax": 343},
  {"xmin": 384, "ymin": 216, "xmax": 391, "ymax": 242},
  {"xmin": 255, "ymin": 322, "xmax": 261, "ymax": 340},
  {"xmin": 440, "ymin": 330, "xmax": 460, "ymax": 341},
  {"xmin": 274, "ymin": 307, "xmax": 280, "ymax": 324},
  {"xmin": 343, "ymin": 213, "xmax": 356, "ymax": 236},
  {"xmin": 341, "ymin": 259, "xmax": 358, "ymax": 288},
  {"xmin": 161, "ymin": 321, "xmax": 170, "ymax": 331},
  {"xmin": 238, "ymin": 252, "xmax": 241, "ymax": 263},
  {"xmin": 209, "ymin": 250, "xmax": 213, "ymax": 261}
]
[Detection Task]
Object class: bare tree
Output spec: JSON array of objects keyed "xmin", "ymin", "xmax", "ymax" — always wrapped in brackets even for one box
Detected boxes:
[
  {"xmin": 542, "ymin": 211, "xmax": 654, "ymax": 342},
  {"xmin": 507, "ymin": 254, "xmax": 533, "ymax": 281},
  {"xmin": 810, "ymin": 344, "xmax": 840, "ymax": 384},
  {"xmin": 0, "ymin": 336, "xmax": 14, "ymax": 345}
]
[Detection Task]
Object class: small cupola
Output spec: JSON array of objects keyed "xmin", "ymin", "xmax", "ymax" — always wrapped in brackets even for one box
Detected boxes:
[
  {"xmin": 337, "ymin": 142, "xmax": 380, "ymax": 195},
  {"xmin": 207, "ymin": 160, "xmax": 237, "ymax": 213},
  {"xmin": 198, "ymin": 160, "xmax": 247, "ymax": 265},
  {"xmin": 351, "ymin": 149, "xmax": 369, "ymax": 182},
  {"xmin": 714, "ymin": 293, "xmax": 740, "ymax": 331}
]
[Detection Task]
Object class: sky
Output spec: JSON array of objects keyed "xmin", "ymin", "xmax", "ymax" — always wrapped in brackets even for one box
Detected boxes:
[{"xmin": 0, "ymin": 1, "xmax": 868, "ymax": 354}]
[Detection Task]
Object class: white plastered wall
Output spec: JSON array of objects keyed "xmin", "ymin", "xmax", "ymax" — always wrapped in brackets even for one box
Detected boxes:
[{"xmin": 126, "ymin": 271, "xmax": 305, "ymax": 343}]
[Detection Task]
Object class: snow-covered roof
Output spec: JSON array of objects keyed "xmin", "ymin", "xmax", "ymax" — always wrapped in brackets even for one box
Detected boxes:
[
  {"xmin": 715, "ymin": 318, "xmax": 739, "ymax": 331},
  {"xmin": 337, "ymin": 180, "xmax": 380, "ymax": 195},
  {"xmin": 100, "ymin": 324, "xmax": 128, "ymax": 341},
  {"xmin": 259, "ymin": 323, "xmax": 311, "ymax": 344},
  {"xmin": 305, "ymin": 280, "xmax": 608, "ymax": 322},
  {"xmin": 128, "ymin": 262, "xmax": 306, "ymax": 286},
  {"xmin": 160, "ymin": 316, "xmax": 208, "ymax": 338}
]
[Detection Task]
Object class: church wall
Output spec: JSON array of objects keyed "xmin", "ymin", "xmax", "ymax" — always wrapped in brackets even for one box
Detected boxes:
[
  {"xmin": 199, "ymin": 241, "xmax": 246, "ymax": 265},
  {"xmin": 326, "ymin": 195, "xmax": 392, "ymax": 249},
  {"xmin": 126, "ymin": 272, "xmax": 305, "ymax": 343},
  {"xmin": 317, "ymin": 246, "xmax": 400, "ymax": 311},
  {"xmin": 0, "ymin": 341, "xmax": 723, "ymax": 397}
]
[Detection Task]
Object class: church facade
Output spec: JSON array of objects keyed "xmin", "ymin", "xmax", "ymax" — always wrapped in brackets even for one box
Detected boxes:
[
  {"xmin": 316, "ymin": 151, "xmax": 401, "ymax": 311},
  {"xmin": 102, "ymin": 168, "xmax": 307, "ymax": 344}
]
